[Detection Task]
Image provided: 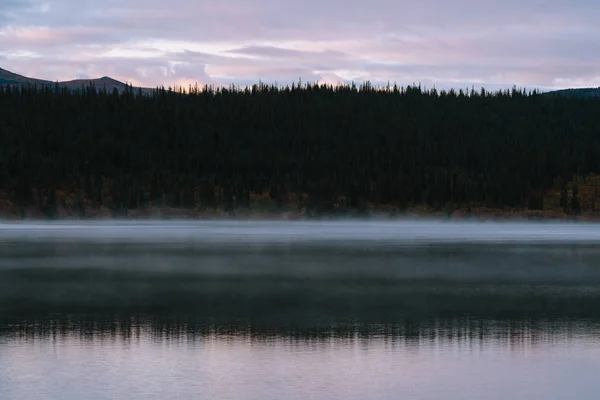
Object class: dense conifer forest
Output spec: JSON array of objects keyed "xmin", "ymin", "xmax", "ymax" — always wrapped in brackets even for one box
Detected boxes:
[{"xmin": 1, "ymin": 82, "xmax": 600, "ymax": 218}]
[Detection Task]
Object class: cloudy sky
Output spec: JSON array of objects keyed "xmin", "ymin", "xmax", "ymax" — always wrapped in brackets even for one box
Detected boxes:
[{"xmin": 1, "ymin": 0, "xmax": 599, "ymax": 90}]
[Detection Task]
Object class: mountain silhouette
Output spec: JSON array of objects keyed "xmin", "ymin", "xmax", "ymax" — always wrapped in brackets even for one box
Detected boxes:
[
  {"xmin": 0, "ymin": 67, "xmax": 153, "ymax": 94},
  {"xmin": 2, "ymin": 66, "xmax": 599, "ymax": 97}
]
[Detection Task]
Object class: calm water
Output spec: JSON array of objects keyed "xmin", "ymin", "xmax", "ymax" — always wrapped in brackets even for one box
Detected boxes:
[{"xmin": 2, "ymin": 220, "xmax": 600, "ymax": 399}]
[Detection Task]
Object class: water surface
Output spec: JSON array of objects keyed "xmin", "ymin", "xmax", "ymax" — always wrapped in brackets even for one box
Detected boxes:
[{"xmin": 1, "ymin": 221, "xmax": 600, "ymax": 399}]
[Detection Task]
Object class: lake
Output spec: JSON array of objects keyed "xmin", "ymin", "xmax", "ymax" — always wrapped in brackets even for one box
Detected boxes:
[{"xmin": 1, "ymin": 220, "xmax": 600, "ymax": 399}]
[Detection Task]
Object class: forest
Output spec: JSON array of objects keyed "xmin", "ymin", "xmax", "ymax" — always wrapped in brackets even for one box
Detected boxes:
[{"xmin": 1, "ymin": 81, "xmax": 600, "ymax": 218}]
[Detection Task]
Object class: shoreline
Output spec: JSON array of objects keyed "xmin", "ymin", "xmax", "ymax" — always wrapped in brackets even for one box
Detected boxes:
[{"xmin": 2, "ymin": 204, "xmax": 600, "ymax": 223}]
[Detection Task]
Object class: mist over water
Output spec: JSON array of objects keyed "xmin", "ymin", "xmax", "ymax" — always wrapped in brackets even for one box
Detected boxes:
[
  {"xmin": 2, "ymin": 221, "xmax": 600, "ymax": 399},
  {"xmin": 4, "ymin": 219, "xmax": 600, "ymax": 244},
  {"xmin": 2, "ymin": 220, "xmax": 600, "ymax": 320}
]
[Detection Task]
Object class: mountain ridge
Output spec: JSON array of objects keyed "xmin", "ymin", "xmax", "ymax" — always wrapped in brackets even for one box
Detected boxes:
[
  {"xmin": 543, "ymin": 87, "xmax": 600, "ymax": 98},
  {"xmin": 2, "ymin": 66, "xmax": 600, "ymax": 97},
  {"xmin": 0, "ymin": 67, "xmax": 153, "ymax": 94}
]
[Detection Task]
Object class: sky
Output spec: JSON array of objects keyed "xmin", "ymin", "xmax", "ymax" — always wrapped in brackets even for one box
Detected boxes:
[{"xmin": 1, "ymin": 0, "xmax": 600, "ymax": 91}]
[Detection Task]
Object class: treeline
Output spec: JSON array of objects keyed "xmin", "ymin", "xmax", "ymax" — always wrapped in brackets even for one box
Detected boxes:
[{"xmin": 1, "ymin": 82, "xmax": 600, "ymax": 217}]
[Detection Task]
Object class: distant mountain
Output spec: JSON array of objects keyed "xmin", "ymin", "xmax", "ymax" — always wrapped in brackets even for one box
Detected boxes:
[
  {"xmin": 0, "ymin": 67, "xmax": 153, "ymax": 94},
  {"xmin": 544, "ymin": 87, "xmax": 600, "ymax": 98},
  {"xmin": 3, "ymin": 66, "xmax": 600, "ymax": 98},
  {"xmin": 0, "ymin": 67, "xmax": 53, "ymax": 86}
]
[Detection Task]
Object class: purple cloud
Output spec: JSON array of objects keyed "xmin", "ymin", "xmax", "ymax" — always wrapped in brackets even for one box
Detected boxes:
[{"xmin": 1, "ymin": 0, "xmax": 599, "ymax": 90}]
